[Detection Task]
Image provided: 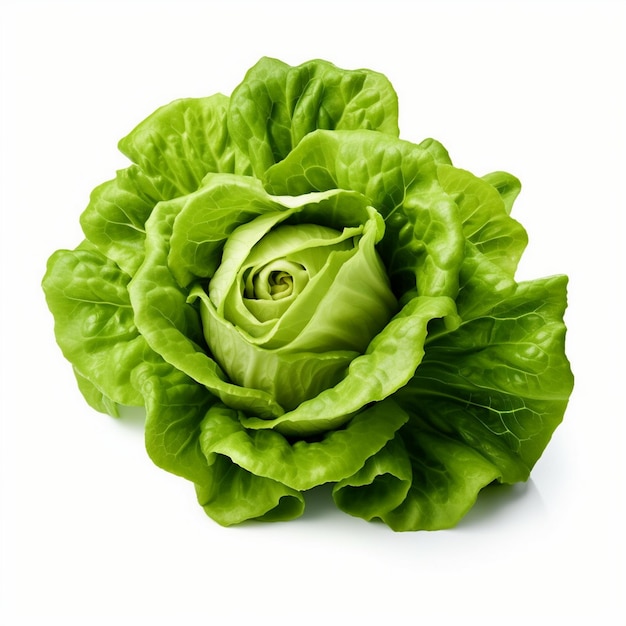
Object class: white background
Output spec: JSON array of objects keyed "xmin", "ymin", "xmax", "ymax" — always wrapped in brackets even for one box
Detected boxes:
[{"xmin": 1, "ymin": 0, "xmax": 625, "ymax": 623}]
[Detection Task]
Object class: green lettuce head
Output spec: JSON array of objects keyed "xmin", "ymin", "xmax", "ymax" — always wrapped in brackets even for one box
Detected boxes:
[{"xmin": 42, "ymin": 57, "xmax": 574, "ymax": 530}]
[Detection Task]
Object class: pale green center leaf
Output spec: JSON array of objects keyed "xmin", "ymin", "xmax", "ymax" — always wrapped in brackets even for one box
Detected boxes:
[
  {"xmin": 221, "ymin": 222, "xmax": 358, "ymax": 334},
  {"xmin": 247, "ymin": 261, "xmax": 309, "ymax": 301}
]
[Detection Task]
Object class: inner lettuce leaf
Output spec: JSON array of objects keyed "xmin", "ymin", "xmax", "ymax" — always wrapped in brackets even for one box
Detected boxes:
[{"xmin": 42, "ymin": 57, "xmax": 573, "ymax": 530}]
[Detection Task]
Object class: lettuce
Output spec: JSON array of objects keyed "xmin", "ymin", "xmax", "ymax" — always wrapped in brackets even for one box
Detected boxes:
[{"xmin": 42, "ymin": 57, "xmax": 573, "ymax": 530}]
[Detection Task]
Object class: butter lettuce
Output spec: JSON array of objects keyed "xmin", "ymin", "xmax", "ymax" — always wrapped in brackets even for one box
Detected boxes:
[{"xmin": 42, "ymin": 57, "xmax": 573, "ymax": 530}]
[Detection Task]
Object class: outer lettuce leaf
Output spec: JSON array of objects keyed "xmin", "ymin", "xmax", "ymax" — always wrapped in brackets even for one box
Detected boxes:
[
  {"xmin": 382, "ymin": 428, "xmax": 503, "ymax": 531},
  {"xmin": 135, "ymin": 361, "xmax": 304, "ymax": 525},
  {"xmin": 416, "ymin": 276, "xmax": 573, "ymax": 479},
  {"xmin": 437, "ymin": 164, "xmax": 528, "ymax": 320},
  {"xmin": 136, "ymin": 361, "xmax": 215, "ymax": 487},
  {"xmin": 80, "ymin": 94, "xmax": 252, "ymax": 277},
  {"xmin": 198, "ymin": 400, "xmax": 409, "ymax": 491},
  {"xmin": 332, "ymin": 437, "xmax": 412, "ymax": 521},
  {"xmin": 378, "ymin": 276, "xmax": 573, "ymax": 530},
  {"xmin": 228, "ymin": 57, "xmax": 399, "ymax": 177},
  {"xmin": 72, "ymin": 366, "xmax": 121, "ymax": 417},
  {"xmin": 437, "ymin": 164, "xmax": 527, "ymax": 278},
  {"xmin": 481, "ymin": 170, "xmax": 522, "ymax": 215},
  {"xmin": 118, "ymin": 93, "xmax": 252, "ymax": 198},
  {"xmin": 194, "ymin": 455, "xmax": 305, "ymax": 526},
  {"xmin": 332, "ymin": 276, "xmax": 572, "ymax": 531},
  {"xmin": 451, "ymin": 241, "xmax": 518, "ymax": 322},
  {"xmin": 80, "ymin": 166, "xmax": 162, "ymax": 277},
  {"xmin": 42, "ymin": 245, "xmax": 159, "ymax": 410}
]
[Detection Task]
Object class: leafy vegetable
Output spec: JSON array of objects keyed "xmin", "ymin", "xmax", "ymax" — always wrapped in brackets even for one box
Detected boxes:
[{"xmin": 42, "ymin": 57, "xmax": 573, "ymax": 530}]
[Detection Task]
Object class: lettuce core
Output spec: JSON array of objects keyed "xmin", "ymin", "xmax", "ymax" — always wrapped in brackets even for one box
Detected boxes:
[{"xmin": 249, "ymin": 264, "xmax": 305, "ymax": 300}]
